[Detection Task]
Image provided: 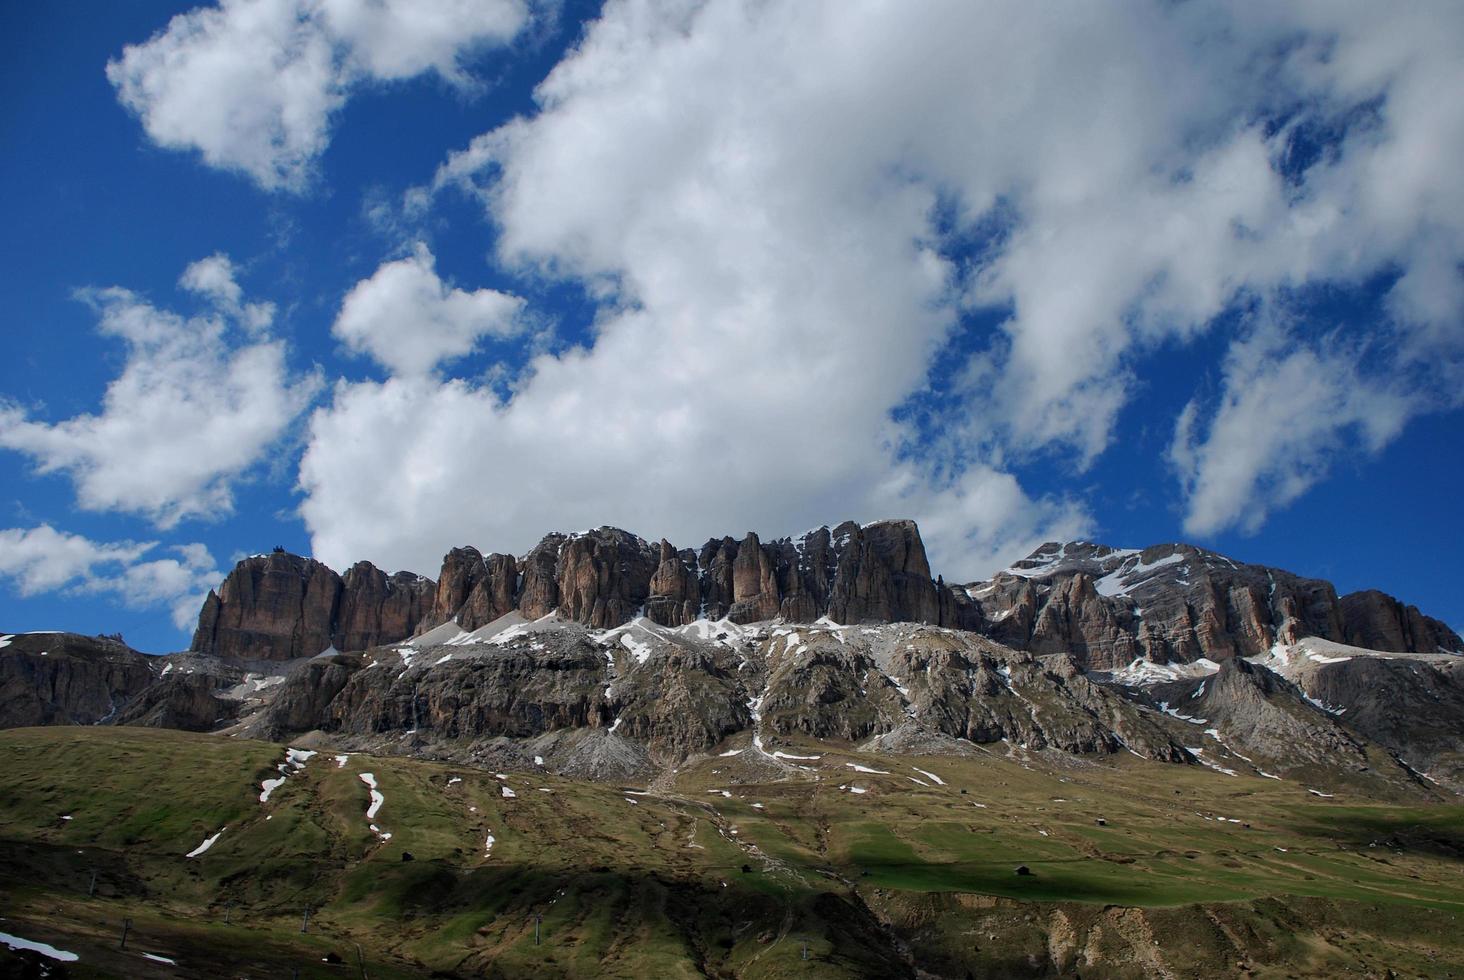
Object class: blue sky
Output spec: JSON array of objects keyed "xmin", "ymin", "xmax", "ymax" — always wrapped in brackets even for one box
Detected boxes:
[{"xmin": 2, "ymin": 0, "xmax": 1461, "ymax": 653}]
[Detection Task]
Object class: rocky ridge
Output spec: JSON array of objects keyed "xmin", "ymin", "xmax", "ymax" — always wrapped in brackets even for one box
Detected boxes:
[
  {"xmin": 964, "ymin": 540, "xmax": 1463, "ymax": 670},
  {"xmin": 190, "ymin": 527, "xmax": 1462, "ymax": 674},
  {"xmin": 237, "ymin": 616, "xmax": 1194, "ymax": 779},
  {"xmin": 6, "ymin": 520, "xmax": 1461, "ymax": 795},
  {"xmin": 192, "ymin": 551, "xmax": 435, "ymax": 661}
]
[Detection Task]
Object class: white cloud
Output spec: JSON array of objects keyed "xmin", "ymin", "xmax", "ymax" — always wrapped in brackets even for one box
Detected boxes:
[
  {"xmin": 107, "ymin": 0, "xmax": 530, "ymax": 191},
  {"xmin": 299, "ymin": 0, "xmax": 1464, "ymax": 577},
  {"xmin": 1169, "ymin": 322, "xmax": 1416, "ymax": 536},
  {"xmin": 332, "ymin": 243, "xmax": 525, "ymax": 378},
  {"xmin": 0, "ymin": 259, "xmax": 321, "ymax": 528},
  {"xmin": 179, "ymin": 253, "xmax": 276, "ymax": 333},
  {"xmin": 0, "ymin": 526, "xmax": 220, "ymax": 631}
]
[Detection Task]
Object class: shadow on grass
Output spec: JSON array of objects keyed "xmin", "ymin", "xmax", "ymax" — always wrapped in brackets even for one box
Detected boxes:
[{"xmin": 1287, "ymin": 806, "xmax": 1464, "ymax": 860}]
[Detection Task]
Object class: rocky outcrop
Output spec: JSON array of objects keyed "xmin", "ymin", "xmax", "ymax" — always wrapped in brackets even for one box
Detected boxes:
[
  {"xmin": 556, "ymin": 529, "xmax": 659, "ymax": 628},
  {"xmin": 0, "ymin": 632, "xmax": 157, "ymax": 727},
  {"xmin": 422, "ymin": 520, "xmax": 954, "ymax": 634},
  {"xmin": 1177, "ymin": 657, "xmax": 1370, "ymax": 771},
  {"xmin": 516, "ymin": 534, "xmax": 565, "ymax": 620},
  {"xmin": 327, "ymin": 642, "xmax": 613, "ymax": 739},
  {"xmin": 254, "ymin": 653, "xmax": 364, "ymax": 739},
  {"xmin": 1261, "ymin": 643, "xmax": 1464, "ymax": 792},
  {"xmin": 191, "ymin": 551, "xmax": 433, "ymax": 660},
  {"xmin": 1340, "ymin": 590, "xmax": 1462, "ymax": 654},
  {"xmin": 421, "ymin": 547, "xmax": 518, "ymax": 632},
  {"xmin": 828, "ymin": 519, "xmax": 941, "ymax": 624},
  {"xmin": 645, "ymin": 540, "xmax": 700, "ymax": 627},
  {"xmin": 339, "ymin": 563, "xmax": 434, "ymax": 652},
  {"xmin": 112, "ymin": 673, "xmax": 239, "ymax": 732},
  {"xmin": 959, "ymin": 541, "xmax": 1462, "ymax": 671}
]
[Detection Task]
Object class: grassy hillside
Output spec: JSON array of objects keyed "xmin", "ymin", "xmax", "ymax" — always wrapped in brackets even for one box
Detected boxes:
[{"xmin": 1, "ymin": 727, "xmax": 1462, "ymax": 978}]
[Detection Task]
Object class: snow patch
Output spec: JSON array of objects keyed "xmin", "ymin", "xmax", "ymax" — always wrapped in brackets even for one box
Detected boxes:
[
  {"xmin": 0, "ymin": 932, "xmax": 79, "ymax": 963},
  {"xmin": 911, "ymin": 766, "xmax": 945, "ymax": 785},
  {"xmin": 359, "ymin": 772, "xmax": 384, "ymax": 819},
  {"xmin": 185, "ymin": 828, "xmax": 224, "ymax": 858}
]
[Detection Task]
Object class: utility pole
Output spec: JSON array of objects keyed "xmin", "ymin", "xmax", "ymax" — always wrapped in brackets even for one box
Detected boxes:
[
  {"xmin": 801, "ymin": 940, "xmax": 809, "ymax": 961},
  {"xmin": 534, "ymin": 914, "xmax": 542, "ymax": 946},
  {"xmin": 301, "ymin": 907, "xmax": 311, "ymax": 933},
  {"xmin": 119, "ymin": 918, "xmax": 132, "ymax": 950},
  {"xmin": 87, "ymin": 869, "xmax": 97, "ymax": 898},
  {"xmin": 224, "ymin": 901, "xmax": 234, "ymax": 924},
  {"xmin": 356, "ymin": 942, "xmax": 369, "ymax": 980}
]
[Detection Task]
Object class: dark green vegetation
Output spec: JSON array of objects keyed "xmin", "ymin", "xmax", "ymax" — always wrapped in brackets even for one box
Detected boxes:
[{"xmin": 2, "ymin": 727, "xmax": 1462, "ymax": 978}]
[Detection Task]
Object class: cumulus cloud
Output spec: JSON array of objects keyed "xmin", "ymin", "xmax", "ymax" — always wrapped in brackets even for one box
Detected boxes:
[
  {"xmin": 299, "ymin": 0, "xmax": 1463, "ymax": 576},
  {"xmin": 0, "ymin": 258, "xmax": 321, "ymax": 528},
  {"xmin": 0, "ymin": 525, "xmax": 220, "ymax": 631},
  {"xmin": 107, "ymin": 0, "xmax": 530, "ymax": 191},
  {"xmin": 332, "ymin": 243, "xmax": 525, "ymax": 378},
  {"xmin": 179, "ymin": 253, "xmax": 276, "ymax": 333}
]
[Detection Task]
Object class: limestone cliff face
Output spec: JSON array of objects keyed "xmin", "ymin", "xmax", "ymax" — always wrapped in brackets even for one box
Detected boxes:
[
  {"xmin": 645, "ymin": 540, "xmax": 700, "ymax": 626},
  {"xmin": 0, "ymin": 632, "xmax": 156, "ymax": 727},
  {"xmin": 423, "ymin": 519, "xmax": 953, "ymax": 635},
  {"xmin": 191, "ymin": 552, "xmax": 433, "ymax": 661},
  {"xmin": 339, "ymin": 562, "xmax": 435, "ymax": 652},
  {"xmin": 190, "ymin": 527, "xmax": 1461, "ymax": 673},
  {"xmin": 1340, "ymin": 589, "xmax": 1461, "ymax": 654}
]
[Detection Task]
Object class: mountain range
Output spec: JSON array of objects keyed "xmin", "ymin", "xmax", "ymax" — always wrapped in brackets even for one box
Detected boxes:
[{"xmin": 5, "ymin": 519, "xmax": 1461, "ymax": 792}]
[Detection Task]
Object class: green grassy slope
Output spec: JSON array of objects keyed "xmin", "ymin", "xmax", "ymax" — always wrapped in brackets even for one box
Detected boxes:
[{"xmin": 1, "ymin": 727, "xmax": 1462, "ymax": 978}]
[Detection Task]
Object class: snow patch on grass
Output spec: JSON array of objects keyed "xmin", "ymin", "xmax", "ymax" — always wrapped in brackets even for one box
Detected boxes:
[
  {"xmin": 185, "ymin": 828, "xmax": 224, "ymax": 858},
  {"xmin": 911, "ymin": 766, "xmax": 945, "ymax": 785}
]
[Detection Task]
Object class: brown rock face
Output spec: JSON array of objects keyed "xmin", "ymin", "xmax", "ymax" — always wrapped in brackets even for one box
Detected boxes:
[
  {"xmin": 339, "ymin": 563, "xmax": 434, "ymax": 652},
  {"xmin": 827, "ymin": 520, "xmax": 940, "ymax": 624},
  {"xmin": 697, "ymin": 536, "xmax": 740, "ymax": 621},
  {"xmin": 192, "ymin": 552, "xmax": 433, "ymax": 660},
  {"xmin": 1340, "ymin": 590, "xmax": 1463, "ymax": 654},
  {"xmin": 645, "ymin": 540, "xmax": 700, "ymax": 627},
  {"xmin": 515, "ymin": 534, "xmax": 566, "ymax": 620},
  {"xmin": 1023, "ymin": 573, "xmax": 1142, "ymax": 669},
  {"xmin": 429, "ymin": 547, "xmax": 487, "ymax": 626},
  {"xmin": 555, "ymin": 529, "xmax": 658, "ymax": 628},
  {"xmin": 421, "ymin": 547, "xmax": 518, "ymax": 632},
  {"xmin": 957, "ymin": 541, "xmax": 1463, "ymax": 671},
  {"xmin": 728, "ymin": 532, "xmax": 781, "ymax": 623}
]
